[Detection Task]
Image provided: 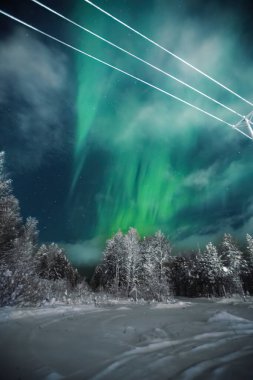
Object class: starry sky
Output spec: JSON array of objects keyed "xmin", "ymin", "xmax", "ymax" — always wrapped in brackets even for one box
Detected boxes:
[{"xmin": 0, "ymin": 0, "xmax": 253, "ymax": 268}]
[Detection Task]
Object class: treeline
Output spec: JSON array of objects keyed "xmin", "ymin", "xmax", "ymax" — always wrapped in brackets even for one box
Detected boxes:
[
  {"xmin": 1, "ymin": 151, "xmax": 253, "ymax": 305},
  {"xmin": 92, "ymin": 228, "xmax": 253, "ymax": 301},
  {"xmin": 0, "ymin": 152, "xmax": 88, "ymax": 306},
  {"xmin": 92, "ymin": 229, "xmax": 171, "ymax": 301}
]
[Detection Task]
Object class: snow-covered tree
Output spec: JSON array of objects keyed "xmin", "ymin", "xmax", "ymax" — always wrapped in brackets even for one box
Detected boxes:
[
  {"xmin": 0, "ymin": 152, "xmax": 35, "ymax": 305},
  {"xmin": 123, "ymin": 228, "xmax": 141, "ymax": 297},
  {"xmin": 141, "ymin": 231, "xmax": 171, "ymax": 301},
  {"xmin": 35, "ymin": 243, "xmax": 79, "ymax": 287},
  {"xmin": 0, "ymin": 152, "xmax": 22, "ymax": 263},
  {"xmin": 91, "ymin": 229, "xmax": 253, "ymax": 300},
  {"xmin": 0, "ymin": 153, "xmax": 91, "ymax": 306},
  {"xmin": 220, "ymin": 234, "xmax": 242, "ymax": 271},
  {"xmin": 219, "ymin": 234, "xmax": 244, "ymax": 296},
  {"xmin": 139, "ymin": 236, "xmax": 157, "ymax": 300},
  {"xmin": 14, "ymin": 217, "xmax": 39, "ymax": 258},
  {"xmin": 241, "ymin": 234, "xmax": 253, "ymax": 294},
  {"xmin": 200, "ymin": 243, "xmax": 226, "ymax": 296},
  {"xmin": 91, "ymin": 228, "xmax": 141, "ymax": 298},
  {"xmin": 93, "ymin": 229, "xmax": 173, "ymax": 301},
  {"xmin": 95, "ymin": 230, "xmax": 125, "ymax": 293},
  {"xmin": 245, "ymin": 234, "xmax": 253, "ymax": 269}
]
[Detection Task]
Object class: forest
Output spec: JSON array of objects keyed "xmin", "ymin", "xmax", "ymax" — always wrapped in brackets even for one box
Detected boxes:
[
  {"xmin": 92, "ymin": 228, "xmax": 253, "ymax": 301},
  {"xmin": 0, "ymin": 151, "xmax": 253, "ymax": 306}
]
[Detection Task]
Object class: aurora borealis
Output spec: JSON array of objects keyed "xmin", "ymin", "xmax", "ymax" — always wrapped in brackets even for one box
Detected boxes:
[
  {"xmin": 70, "ymin": 0, "xmax": 253, "ymax": 244},
  {"xmin": 1, "ymin": 0, "xmax": 253, "ymax": 266}
]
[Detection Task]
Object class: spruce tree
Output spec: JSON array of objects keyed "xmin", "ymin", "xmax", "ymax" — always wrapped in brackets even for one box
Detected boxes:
[
  {"xmin": 202, "ymin": 242, "xmax": 225, "ymax": 296},
  {"xmin": 0, "ymin": 152, "xmax": 22, "ymax": 263},
  {"xmin": 35, "ymin": 243, "xmax": 79, "ymax": 287}
]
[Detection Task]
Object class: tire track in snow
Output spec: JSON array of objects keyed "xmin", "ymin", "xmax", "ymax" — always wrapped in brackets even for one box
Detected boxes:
[{"xmin": 91, "ymin": 320, "xmax": 253, "ymax": 380}]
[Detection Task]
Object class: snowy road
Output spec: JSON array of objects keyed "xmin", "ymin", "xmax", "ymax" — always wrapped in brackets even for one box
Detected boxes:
[{"xmin": 0, "ymin": 298, "xmax": 253, "ymax": 380}]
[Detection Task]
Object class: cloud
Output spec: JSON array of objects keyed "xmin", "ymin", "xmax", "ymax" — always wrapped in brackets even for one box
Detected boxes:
[
  {"xmin": 61, "ymin": 238, "xmax": 102, "ymax": 266},
  {"xmin": 183, "ymin": 165, "xmax": 217, "ymax": 189},
  {"xmin": 0, "ymin": 28, "xmax": 74, "ymax": 172}
]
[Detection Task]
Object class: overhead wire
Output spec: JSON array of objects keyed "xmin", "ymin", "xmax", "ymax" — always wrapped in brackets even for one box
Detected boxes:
[
  {"xmin": 84, "ymin": 0, "xmax": 253, "ymax": 108},
  {"xmin": 0, "ymin": 9, "xmax": 251, "ymax": 141},
  {"xmin": 31, "ymin": 0, "xmax": 244, "ymax": 119}
]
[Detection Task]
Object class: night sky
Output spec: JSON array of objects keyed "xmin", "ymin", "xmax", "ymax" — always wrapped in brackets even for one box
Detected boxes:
[{"xmin": 0, "ymin": 0, "xmax": 253, "ymax": 268}]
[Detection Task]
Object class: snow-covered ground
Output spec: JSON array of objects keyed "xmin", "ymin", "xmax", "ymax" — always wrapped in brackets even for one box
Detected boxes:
[{"xmin": 0, "ymin": 297, "xmax": 253, "ymax": 380}]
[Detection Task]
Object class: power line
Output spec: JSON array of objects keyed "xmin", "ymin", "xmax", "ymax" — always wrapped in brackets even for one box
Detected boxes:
[
  {"xmin": 31, "ymin": 0, "xmax": 244, "ymax": 119},
  {"xmin": 84, "ymin": 0, "xmax": 253, "ymax": 108},
  {"xmin": 0, "ymin": 9, "xmax": 251, "ymax": 141}
]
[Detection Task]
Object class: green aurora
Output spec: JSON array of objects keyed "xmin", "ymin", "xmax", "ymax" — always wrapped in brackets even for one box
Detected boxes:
[{"xmin": 70, "ymin": 0, "xmax": 253, "ymax": 247}]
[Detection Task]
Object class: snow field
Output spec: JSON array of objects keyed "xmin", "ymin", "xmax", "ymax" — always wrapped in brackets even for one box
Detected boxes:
[{"xmin": 0, "ymin": 297, "xmax": 252, "ymax": 379}]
